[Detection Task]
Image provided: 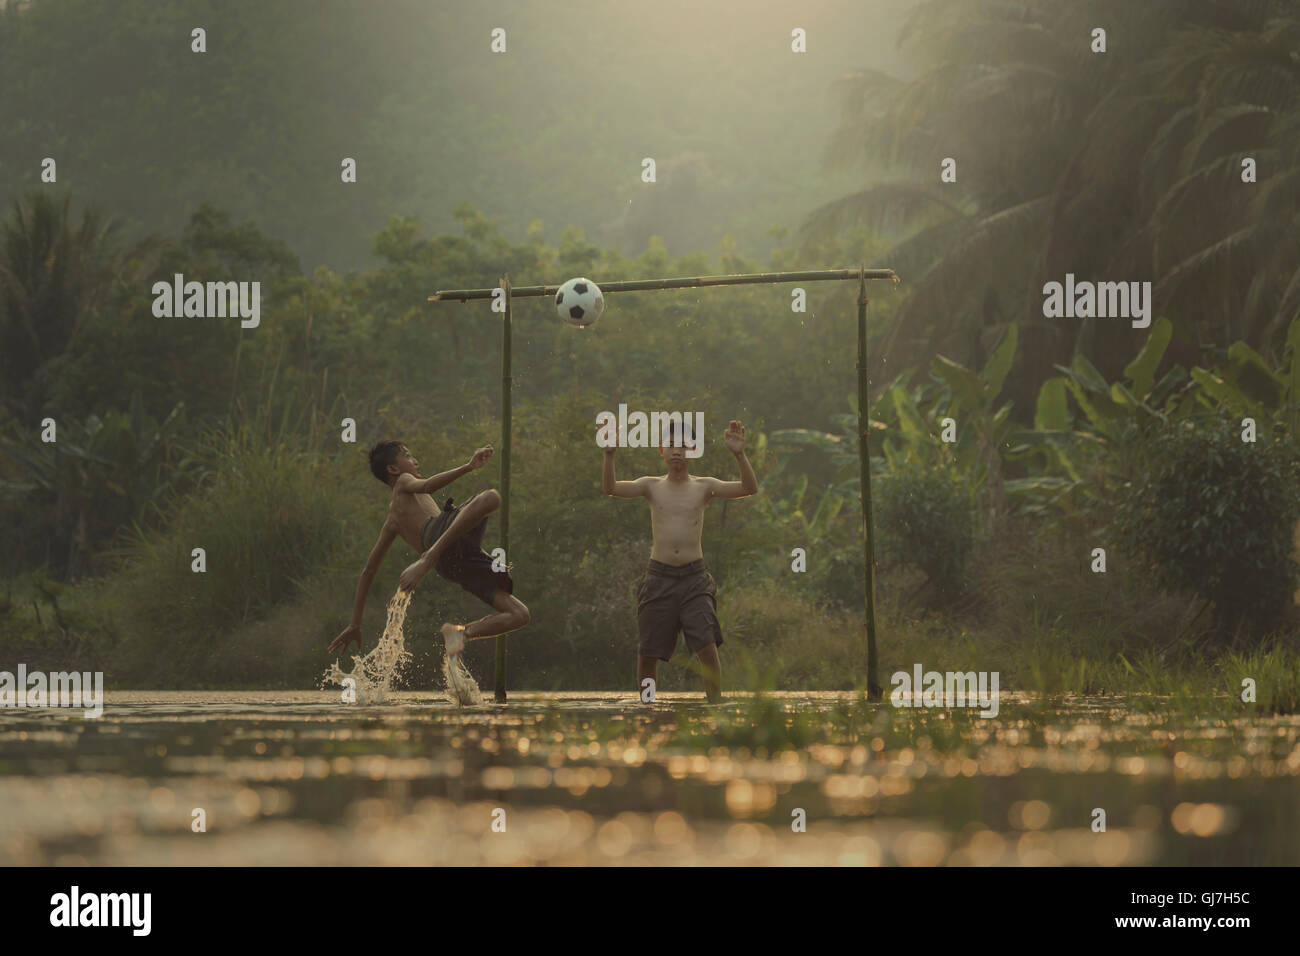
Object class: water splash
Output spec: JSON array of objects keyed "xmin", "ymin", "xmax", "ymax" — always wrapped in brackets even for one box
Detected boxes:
[
  {"xmin": 443, "ymin": 652, "xmax": 482, "ymax": 707},
  {"xmin": 322, "ymin": 590, "xmax": 413, "ymax": 705}
]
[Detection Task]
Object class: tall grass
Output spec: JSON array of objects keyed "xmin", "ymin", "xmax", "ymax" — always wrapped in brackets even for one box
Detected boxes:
[{"xmin": 103, "ymin": 417, "xmax": 361, "ymax": 682}]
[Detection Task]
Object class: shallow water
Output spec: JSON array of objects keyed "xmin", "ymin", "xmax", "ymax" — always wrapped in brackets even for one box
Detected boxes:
[{"xmin": 1, "ymin": 691, "xmax": 1297, "ymax": 865}]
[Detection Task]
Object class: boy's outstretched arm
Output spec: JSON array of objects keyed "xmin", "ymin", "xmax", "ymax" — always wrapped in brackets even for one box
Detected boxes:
[
  {"xmin": 602, "ymin": 442, "xmax": 648, "ymax": 498},
  {"xmin": 399, "ymin": 446, "xmax": 493, "ymax": 497},
  {"xmin": 328, "ymin": 523, "xmax": 397, "ymax": 654},
  {"xmin": 706, "ymin": 419, "xmax": 759, "ymax": 499}
]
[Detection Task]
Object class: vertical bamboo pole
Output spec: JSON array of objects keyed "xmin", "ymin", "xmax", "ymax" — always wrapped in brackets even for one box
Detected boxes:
[
  {"xmin": 496, "ymin": 275, "xmax": 511, "ymax": 702},
  {"xmin": 857, "ymin": 265, "xmax": 882, "ymax": 699}
]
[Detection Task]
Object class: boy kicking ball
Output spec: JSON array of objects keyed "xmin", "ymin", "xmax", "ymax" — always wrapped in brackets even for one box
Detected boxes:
[
  {"xmin": 602, "ymin": 419, "xmax": 758, "ymax": 703},
  {"xmin": 328, "ymin": 440, "xmax": 530, "ymax": 674}
]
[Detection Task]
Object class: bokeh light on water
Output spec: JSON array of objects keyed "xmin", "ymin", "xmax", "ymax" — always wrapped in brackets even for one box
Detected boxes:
[{"xmin": 1, "ymin": 691, "xmax": 1297, "ymax": 865}]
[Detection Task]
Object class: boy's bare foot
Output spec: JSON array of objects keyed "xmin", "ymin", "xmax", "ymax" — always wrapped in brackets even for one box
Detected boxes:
[{"xmin": 441, "ymin": 622, "xmax": 466, "ymax": 657}]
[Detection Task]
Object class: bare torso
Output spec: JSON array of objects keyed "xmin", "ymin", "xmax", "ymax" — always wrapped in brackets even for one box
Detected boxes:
[
  {"xmin": 644, "ymin": 475, "xmax": 713, "ymax": 565},
  {"xmin": 388, "ymin": 486, "xmax": 442, "ymax": 553}
]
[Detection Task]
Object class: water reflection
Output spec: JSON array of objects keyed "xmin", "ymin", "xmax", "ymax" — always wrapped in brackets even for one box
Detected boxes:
[{"xmin": 1, "ymin": 691, "xmax": 1296, "ymax": 865}]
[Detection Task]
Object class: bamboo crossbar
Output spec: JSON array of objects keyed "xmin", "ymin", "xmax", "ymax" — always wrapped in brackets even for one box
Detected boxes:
[{"xmin": 430, "ymin": 268, "xmax": 898, "ymax": 302}]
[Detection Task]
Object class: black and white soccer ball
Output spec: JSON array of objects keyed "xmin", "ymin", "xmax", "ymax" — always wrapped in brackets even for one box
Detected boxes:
[{"xmin": 554, "ymin": 277, "xmax": 604, "ymax": 327}]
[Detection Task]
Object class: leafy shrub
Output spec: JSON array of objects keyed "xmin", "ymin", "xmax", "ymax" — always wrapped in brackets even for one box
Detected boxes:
[
  {"xmin": 1115, "ymin": 415, "xmax": 1300, "ymax": 642},
  {"xmin": 116, "ymin": 423, "xmax": 357, "ymax": 637},
  {"xmin": 875, "ymin": 462, "xmax": 976, "ymax": 603}
]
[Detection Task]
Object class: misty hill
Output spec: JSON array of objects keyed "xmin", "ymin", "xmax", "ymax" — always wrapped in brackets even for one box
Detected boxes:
[{"xmin": 0, "ymin": 0, "xmax": 916, "ymax": 271}]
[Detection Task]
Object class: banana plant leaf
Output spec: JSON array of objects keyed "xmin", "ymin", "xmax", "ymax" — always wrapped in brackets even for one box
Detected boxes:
[{"xmin": 1122, "ymin": 316, "xmax": 1172, "ymax": 399}]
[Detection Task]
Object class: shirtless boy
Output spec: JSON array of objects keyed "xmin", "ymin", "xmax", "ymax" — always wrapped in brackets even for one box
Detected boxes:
[
  {"xmin": 328, "ymin": 440, "xmax": 530, "ymax": 661},
  {"xmin": 602, "ymin": 419, "xmax": 758, "ymax": 702}
]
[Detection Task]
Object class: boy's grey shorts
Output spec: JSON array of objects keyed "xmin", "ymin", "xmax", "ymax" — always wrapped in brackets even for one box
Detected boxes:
[{"xmin": 635, "ymin": 558, "xmax": 723, "ymax": 661}]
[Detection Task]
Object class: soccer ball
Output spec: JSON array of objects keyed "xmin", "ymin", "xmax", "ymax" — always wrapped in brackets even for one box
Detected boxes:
[{"xmin": 554, "ymin": 277, "xmax": 604, "ymax": 327}]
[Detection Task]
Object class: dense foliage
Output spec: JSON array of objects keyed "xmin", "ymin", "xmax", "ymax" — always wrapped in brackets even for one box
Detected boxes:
[
  {"xmin": 1116, "ymin": 415, "xmax": 1300, "ymax": 641},
  {"xmin": 875, "ymin": 461, "xmax": 975, "ymax": 603}
]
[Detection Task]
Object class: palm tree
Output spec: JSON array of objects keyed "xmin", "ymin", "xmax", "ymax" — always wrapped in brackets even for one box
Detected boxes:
[
  {"xmin": 0, "ymin": 190, "xmax": 154, "ymax": 418},
  {"xmin": 1137, "ymin": 8, "xmax": 1300, "ymax": 358},
  {"xmin": 1040, "ymin": 2, "xmax": 1300, "ymax": 372},
  {"xmin": 807, "ymin": 1, "xmax": 1108, "ymax": 400},
  {"xmin": 807, "ymin": 0, "xmax": 1299, "ymax": 403}
]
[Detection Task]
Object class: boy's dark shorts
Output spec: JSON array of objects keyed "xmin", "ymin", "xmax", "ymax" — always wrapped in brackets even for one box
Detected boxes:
[
  {"xmin": 635, "ymin": 558, "xmax": 723, "ymax": 661},
  {"xmin": 420, "ymin": 492, "xmax": 513, "ymax": 608}
]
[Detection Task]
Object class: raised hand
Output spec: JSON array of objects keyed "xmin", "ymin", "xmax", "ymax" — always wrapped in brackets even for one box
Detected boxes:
[
  {"xmin": 468, "ymin": 445, "xmax": 494, "ymax": 470},
  {"xmin": 724, "ymin": 419, "xmax": 746, "ymax": 454},
  {"xmin": 598, "ymin": 418, "xmax": 623, "ymax": 454}
]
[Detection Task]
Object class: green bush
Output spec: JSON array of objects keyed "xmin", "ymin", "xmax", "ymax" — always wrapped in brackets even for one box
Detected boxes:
[
  {"xmin": 1115, "ymin": 415, "xmax": 1300, "ymax": 642},
  {"xmin": 875, "ymin": 462, "xmax": 976, "ymax": 603},
  {"xmin": 115, "ymin": 424, "xmax": 357, "ymax": 636}
]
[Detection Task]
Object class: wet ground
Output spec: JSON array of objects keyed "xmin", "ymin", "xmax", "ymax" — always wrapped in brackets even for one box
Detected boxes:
[{"xmin": 1, "ymin": 691, "xmax": 1296, "ymax": 865}]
